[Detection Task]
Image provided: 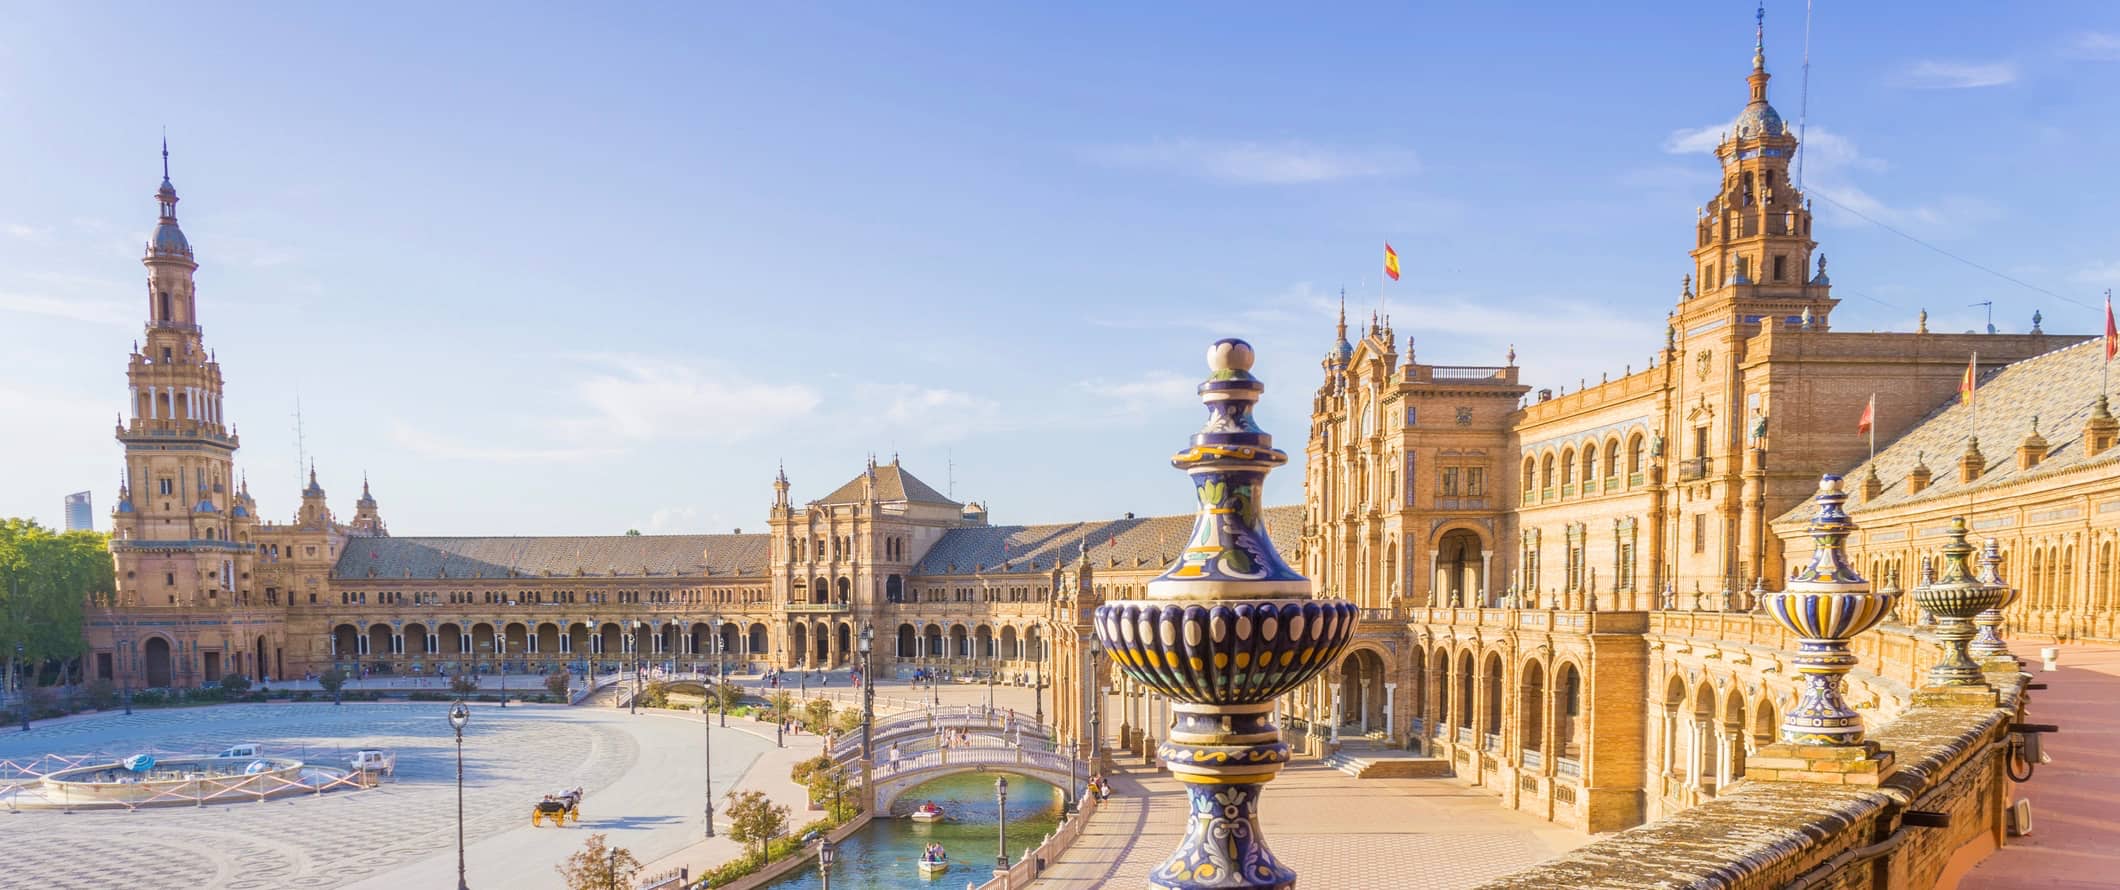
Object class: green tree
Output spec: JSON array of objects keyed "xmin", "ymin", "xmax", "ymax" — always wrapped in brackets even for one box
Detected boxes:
[
  {"xmin": 0, "ymin": 519, "xmax": 110, "ymax": 695},
  {"xmin": 623, "ymin": 529, "xmax": 642, "ymax": 536},
  {"xmin": 724, "ymin": 789, "xmax": 790, "ymax": 863},
  {"xmin": 715, "ymin": 681, "xmax": 744, "ymax": 714},
  {"xmin": 803, "ymin": 697, "xmax": 834, "ymax": 733},
  {"xmin": 807, "ymin": 764, "xmax": 856, "ymax": 820},
  {"xmin": 450, "ymin": 673, "xmax": 481, "ymax": 695},
  {"xmin": 318, "ymin": 667, "xmax": 348, "ymax": 700},
  {"xmin": 544, "ymin": 671, "xmax": 570, "ymax": 698},
  {"xmin": 770, "ymin": 690, "xmax": 794, "ymax": 722},
  {"xmin": 555, "ymin": 832, "xmax": 641, "ymax": 890}
]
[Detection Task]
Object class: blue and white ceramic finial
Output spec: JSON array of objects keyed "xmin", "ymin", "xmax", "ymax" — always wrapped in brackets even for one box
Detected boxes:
[
  {"xmin": 1763, "ymin": 474, "xmax": 1897, "ymax": 745},
  {"xmin": 1149, "ymin": 338, "xmax": 1309, "ymax": 601}
]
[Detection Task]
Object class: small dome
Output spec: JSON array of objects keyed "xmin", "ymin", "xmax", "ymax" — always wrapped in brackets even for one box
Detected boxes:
[
  {"xmin": 1733, "ymin": 101, "xmax": 1786, "ymax": 139},
  {"xmin": 230, "ymin": 504, "xmax": 250, "ymax": 518},
  {"xmin": 153, "ymin": 220, "xmax": 190, "ymax": 254},
  {"xmin": 116, "ymin": 499, "xmax": 135, "ymax": 514},
  {"xmin": 194, "ymin": 498, "xmax": 219, "ymax": 513}
]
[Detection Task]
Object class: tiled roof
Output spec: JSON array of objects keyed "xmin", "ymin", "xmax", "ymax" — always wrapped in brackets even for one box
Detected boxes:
[
  {"xmin": 332, "ymin": 534, "xmax": 769, "ymax": 581},
  {"xmin": 813, "ymin": 461, "xmax": 958, "ymax": 506},
  {"xmin": 912, "ymin": 505, "xmax": 1305, "ymax": 575},
  {"xmin": 1780, "ymin": 338, "xmax": 2119, "ymax": 522}
]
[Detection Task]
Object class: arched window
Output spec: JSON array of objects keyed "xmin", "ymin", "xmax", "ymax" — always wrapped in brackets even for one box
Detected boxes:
[
  {"xmin": 1522, "ymin": 458, "xmax": 1536, "ymax": 494},
  {"xmin": 1560, "ymin": 448, "xmax": 1575, "ymax": 485},
  {"xmin": 1541, "ymin": 455, "xmax": 1555, "ymax": 490},
  {"xmin": 1579, "ymin": 446, "xmax": 1596, "ymax": 489},
  {"xmin": 1629, "ymin": 434, "xmax": 1646, "ymax": 475}
]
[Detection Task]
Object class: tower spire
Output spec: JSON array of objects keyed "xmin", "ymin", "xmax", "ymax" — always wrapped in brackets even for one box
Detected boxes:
[{"xmin": 1748, "ymin": 1, "xmax": 1772, "ymax": 103}]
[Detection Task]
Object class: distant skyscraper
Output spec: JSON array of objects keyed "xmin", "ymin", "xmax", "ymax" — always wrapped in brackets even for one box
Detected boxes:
[{"xmin": 65, "ymin": 491, "xmax": 93, "ymax": 532}]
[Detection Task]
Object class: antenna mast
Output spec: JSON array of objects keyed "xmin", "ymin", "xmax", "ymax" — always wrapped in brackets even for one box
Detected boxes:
[
  {"xmin": 1796, "ymin": 0, "xmax": 1815, "ymax": 189},
  {"xmin": 1970, "ymin": 300, "xmax": 1995, "ymax": 334},
  {"xmin": 293, "ymin": 393, "xmax": 307, "ymax": 493}
]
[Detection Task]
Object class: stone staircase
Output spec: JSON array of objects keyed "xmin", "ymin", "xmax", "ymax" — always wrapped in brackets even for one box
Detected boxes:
[{"xmin": 1322, "ymin": 740, "xmax": 1451, "ymax": 779}]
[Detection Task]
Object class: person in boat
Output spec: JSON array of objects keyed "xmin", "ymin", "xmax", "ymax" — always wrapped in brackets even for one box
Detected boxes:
[{"xmin": 924, "ymin": 842, "xmax": 946, "ymax": 861}]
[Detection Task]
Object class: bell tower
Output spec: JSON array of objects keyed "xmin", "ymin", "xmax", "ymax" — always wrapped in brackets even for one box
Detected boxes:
[{"xmin": 1680, "ymin": 4, "xmax": 1834, "ymax": 334}]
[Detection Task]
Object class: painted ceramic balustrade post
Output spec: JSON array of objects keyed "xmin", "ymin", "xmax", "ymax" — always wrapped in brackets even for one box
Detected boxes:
[
  {"xmin": 1094, "ymin": 338, "xmax": 1355, "ymax": 890},
  {"xmin": 1761, "ymin": 475, "xmax": 1898, "ymax": 745},
  {"xmin": 1911, "ymin": 518, "xmax": 2006, "ymax": 688},
  {"xmin": 1967, "ymin": 537, "xmax": 2017, "ymax": 660}
]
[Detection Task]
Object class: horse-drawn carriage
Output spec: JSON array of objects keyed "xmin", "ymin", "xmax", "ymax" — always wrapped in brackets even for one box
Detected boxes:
[{"xmin": 532, "ymin": 787, "xmax": 583, "ymax": 826}]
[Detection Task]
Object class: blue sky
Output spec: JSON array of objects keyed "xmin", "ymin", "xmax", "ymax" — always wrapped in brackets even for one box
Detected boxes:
[{"xmin": 3, "ymin": 3, "xmax": 2117, "ymax": 535}]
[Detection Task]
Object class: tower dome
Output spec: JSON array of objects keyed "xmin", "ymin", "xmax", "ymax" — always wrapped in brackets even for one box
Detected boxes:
[
  {"xmin": 1730, "ymin": 3, "xmax": 1788, "ymax": 140},
  {"xmin": 149, "ymin": 140, "xmax": 192, "ymax": 258}
]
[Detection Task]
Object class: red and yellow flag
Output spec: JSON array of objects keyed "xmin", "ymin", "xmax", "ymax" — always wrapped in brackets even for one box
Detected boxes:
[
  {"xmin": 2104, "ymin": 290, "xmax": 2116, "ymax": 362},
  {"xmin": 1959, "ymin": 353, "xmax": 1978, "ymax": 406},
  {"xmin": 1856, "ymin": 394, "xmax": 1875, "ymax": 436},
  {"xmin": 1384, "ymin": 243, "xmax": 1401, "ymax": 281}
]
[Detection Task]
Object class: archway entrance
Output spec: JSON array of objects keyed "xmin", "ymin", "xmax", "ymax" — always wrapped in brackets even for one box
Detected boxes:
[
  {"xmin": 144, "ymin": 637, "xmax": 173, "ymax": 688},
  {"xmin": 1435, "ymin": 530, "xmax": 1484, "ymax": 607},
  {"xmin": 1337, "ymin": 649, "xmax": 1389, "ymax": 736}
]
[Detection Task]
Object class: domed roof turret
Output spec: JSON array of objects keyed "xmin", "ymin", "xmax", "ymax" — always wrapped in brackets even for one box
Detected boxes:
[
  {"xmin": 1730, "ymin": 4, "xmax": 1788, "ymax": 141},
  {"xmin": 148, "ymin": 140, "xmax": 193, "ymax": 259}
]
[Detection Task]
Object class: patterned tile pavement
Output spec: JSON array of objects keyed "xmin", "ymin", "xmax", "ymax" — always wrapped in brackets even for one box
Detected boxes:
[
  {"xmin": 1961, "ymin": 642, "xmax": 2120, "ymax": 890},
  {"xmin": 0, "ymin": 701, "xmax": 776, "ymax": 889},
  {"xmin": 1032, "ymin": 761, "xmax": 1588, "ymax": 890}
]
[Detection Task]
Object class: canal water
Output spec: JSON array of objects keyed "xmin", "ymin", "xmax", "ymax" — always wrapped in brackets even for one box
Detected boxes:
[{"xmin": 762, "ymin": 772, "xmax": 1063, "ymax": 890}]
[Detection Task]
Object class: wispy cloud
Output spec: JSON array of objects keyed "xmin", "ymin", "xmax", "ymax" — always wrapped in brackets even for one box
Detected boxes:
[
  {"xmin": 4, "ymin": 223, "xmax": 50, "ymax": 241},
  {"xmin": 848, "ymin": 383, "xmax": 1005, "ymax": 442},
  {"xmin": 0, "ymin": 290, "xmax": 134, "ymax": 326},
  {"xmin": 388, "ymin": 422, "xmax": 618, "ymax": 463},
  {"xmin": 1661, "ymin": 122, "xmax": 1989, "ymax": 232},
  {"xmin": 1083, "ymin": 139, "xmax": 1417, "ymax": 185},
  {"xmin": 1076, "ymin": 371, "xmax": 1197, "ymax": 414},
  {"xmin": 2064, "ymin": 31, "xmax": 2120, "ymax": 61},
  {"xmin": 2074, "ymin": 261, "xmax": 2120, "ymax": 286},
  {"xmin": 564, "ymin": 353, "xmax": 822, "ymax": 442},
  {"xmin": 1890, "ymin": 60, "xmax": 2018, "ymax": 89}
]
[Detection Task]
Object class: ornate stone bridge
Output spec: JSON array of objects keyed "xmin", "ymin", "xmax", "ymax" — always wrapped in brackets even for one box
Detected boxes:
[{"xmin": 868, "ymin": 746, "xmax": 1078, "ymax": 812}]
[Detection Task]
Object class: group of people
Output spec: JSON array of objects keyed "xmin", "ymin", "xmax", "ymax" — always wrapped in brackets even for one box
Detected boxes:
[
  {"xmin": 922, "ymin": 842, "xmax": 947, "ymax": 863},
  {"xmin": 1086, "ymin": 774, "xmax": 1113, "ymax": 803}
]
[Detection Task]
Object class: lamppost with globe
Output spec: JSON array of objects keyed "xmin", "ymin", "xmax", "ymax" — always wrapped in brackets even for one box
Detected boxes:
[
  {"xmin": 628, "ymin": 621, "xmax": 643, "ymax": 716},
  {"xmin": 715, "ymin": 619, "xmax": 728, "ymax": 728},
  {"xmin": 490, "ymin": 638, "xmax": 508, "ymax": 708},
  {"xmin": 817, "ymin": 838, "xmax": 836, "ymax": 890},
  {"xmin": 858, "ymin": 623, "xmax": 874, "ymax": 811},
  {"xmin": 448, "ymin": 701, "xmax": 471, "ymax": 890},
  {"xmin": 994, "ymin": 775, "xmax": 1010, "ymax": 872}
]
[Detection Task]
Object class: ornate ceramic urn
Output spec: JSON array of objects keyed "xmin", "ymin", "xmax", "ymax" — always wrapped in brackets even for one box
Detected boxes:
[
  {"xmin": 1967, "ymin": 537, "xmax": 2018, "ymax": 660},
  {"xmin": 1761, "ymin": 475, "xmax": 1898, "ymax": 745},
  {"xmin": 1094, "ymin": 338, "xmax": 1354, "ymax": 889},
  {"xmin": 1911, "ymin": 518, "xmax": 2006, "ymax": 687}
]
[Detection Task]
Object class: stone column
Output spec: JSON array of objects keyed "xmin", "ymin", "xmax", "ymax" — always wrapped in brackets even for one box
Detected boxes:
[
  {"xmin": 1428, "ymin": 549, "xmax": 1441, "ymax": 605},
  {"xmin": 1330, "ymin": 688, "xmax": 1343, "ymax": 743},
  {"xmin": 1480, "ymin": 550, "xmax": 1494, "ymax": 606},
  {"xmin": 1383, "ymin": 682, "xmax": 1398, "ymax": 744}
]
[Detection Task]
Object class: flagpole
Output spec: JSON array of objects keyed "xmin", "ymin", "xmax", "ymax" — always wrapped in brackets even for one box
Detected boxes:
[
  {"xmin": 1867, "ymin": 394, "xmax": 1875, "ymax": 463},
  {"xmin": 2104, "ymin": 290, "xmax": 2112, "ymax": 400}
]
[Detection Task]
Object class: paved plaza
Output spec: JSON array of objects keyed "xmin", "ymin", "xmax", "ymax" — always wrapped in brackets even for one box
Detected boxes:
[
  {"xmin": 1033, "ymin": 761, "xmax": 1588, "ymax": 890},
  {"xmin": 0, "ymin": 701, "xmax": 774, "ymax": 889},
  {"xmin": 1961, "ymin": 641, "xmax": 2120, "ymax": 890}
]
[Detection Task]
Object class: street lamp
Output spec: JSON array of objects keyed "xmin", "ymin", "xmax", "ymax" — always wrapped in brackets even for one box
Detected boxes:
[
  {"xmin": 1089, "ymin": 638, "xmax": 1103, "ymax": 765},
  {"xmin": 715, "ymin": 620, "xmax": 728, "ymax": 728},
  {"xmin": 121, "ymin": 633, "xmax": 133, "ymax": 716},
  {"xmin": 628, "ymin": 622, "xmax": 643, "ymax": 716},
  {"xmin": 448, "ymin": 701, "xmax": 471, "ymax": 890},
  {"xmin": 817, "ymin": 837, "xmax": 836, "ymax": 890},
  {"xmin": 493, "ymin": 638, "xmax": 508, "ymax": 708},
  {"xmin": 858, "ymin": 623, "xmax": 874, "ymax": 812},
  {"xmin": 995, "ymin": 775, "xmax": 1010, "ymax": 871},
  {"xmin": 702, "ymin": 670, "xmax": 715, "ymax": 838},
  {"xmin": 1033, "ymin": 634, "xmax": 1043, "ymax": 728}
]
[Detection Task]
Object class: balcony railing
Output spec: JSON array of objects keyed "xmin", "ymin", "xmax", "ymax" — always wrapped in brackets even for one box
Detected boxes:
[
  {"xmin": 1521, "ymin": 749, "xmax": 1543, "ymax": 770},
  {"xmin": 783, "ymin": 601, "xmax": 851, "ymax": 613},
  {"xmin": 1483, "ymin": 732, "xmax": 1501, "ymax": 752},
  {"xmin": 1677, "ymin": 457, "xmax": 1712, "ymax": 481},
  {"xmin": 1456, "ymin": 727, "xmax": 1474, "ymax": 746},
  {"xmin": 1628, "ymin": 472, "xmax": 1645, "ymax": 487},
  {"xmin": 1555, "ymin": 757, "xmax": 1582, "ymax": 779}
]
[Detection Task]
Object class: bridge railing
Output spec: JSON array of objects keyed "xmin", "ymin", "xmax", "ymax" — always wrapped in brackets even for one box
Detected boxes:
[{"xmin": 827, "ymin": 705, "xmax": 1050, "ymax": 760}]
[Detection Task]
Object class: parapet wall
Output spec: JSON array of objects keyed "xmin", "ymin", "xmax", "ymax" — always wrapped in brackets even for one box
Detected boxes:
[{"xmin": 1482, "ymin": 621, "xmax": 2028, "ymax": 890}]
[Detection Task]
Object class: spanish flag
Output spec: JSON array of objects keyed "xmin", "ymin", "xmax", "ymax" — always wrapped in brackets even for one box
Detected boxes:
[
  {"xmin": 1384, "ymin": 243, "xmax": 1401, "ymax": 281},
  {"xmin": 2105, "ymin": 290, "xmax": 2115, "ymax": 362},
  {"xmin": 1959, "ymin": 352, "xmax": 1978, "ymax": 406},
  {"xmin": 1856, "ymin": 394, "xmax": 1875, "ymax": 436}
]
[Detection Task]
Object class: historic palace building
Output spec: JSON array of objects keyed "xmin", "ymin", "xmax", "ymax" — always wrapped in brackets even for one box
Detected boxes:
[{"xmin": 81, "ymin": 14, "xmax": 2114, "ymax": 847}]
